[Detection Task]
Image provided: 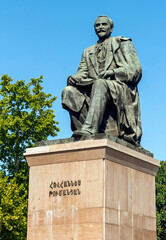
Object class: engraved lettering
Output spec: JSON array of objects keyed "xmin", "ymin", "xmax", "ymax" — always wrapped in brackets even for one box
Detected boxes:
[
  {"xmin": 53, "ymin": 191, "xmax": 58, "ymax": 197},
  {"xmin": 60, "ymin": 181, "xmax": 63, "ymax": 189},
  {"xmin": 71, "ymin": 181, "xmax": 75, "ymax": 187},
  {"xmin": 70, "ymin": 189, "xmax": 73, "ymax": 195},
  {"xmin": 64, "ymin": 181, "xmax": 67, "ymax": 187},
  {"xmin": 67, "ymin": 180, "xmax": 71, "ymax": 187},
  {"xmin": 50, "ymin": 182, "xmax": 54, "ymax": 189},
  {"xmin": 59, "ymin": 190, "xmax": 62, "ymax": 196},
  {"xmin": 49, "ymin": 179, "xmax": 81, "ymax": 197},
  {"xmin": 49, "ymin": 191, "xmax": 53, "ymax": 197},
  {"xmin": 78, "ymin": 180, "xmax": 81, "ymax": 186}
]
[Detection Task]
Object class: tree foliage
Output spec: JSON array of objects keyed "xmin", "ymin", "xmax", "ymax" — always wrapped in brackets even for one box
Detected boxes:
[
  {"xmin": 0, "ymin": 75, "xmax": 59, "ymax": 176},
  {"xmin": 0, "ymin": 74, "xmax": 59, "ymax": 239},
  {"xmin": 156, "ymin": 161, "xmax": 166, "ymax": 240},
  {"xmin": 0, "ymin": 171, "xmax": 28, "ymax": 240}
]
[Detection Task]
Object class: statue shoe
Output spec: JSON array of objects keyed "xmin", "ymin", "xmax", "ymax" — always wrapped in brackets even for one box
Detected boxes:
[{"xmin": 72, "ymin": 129, "xmax": 92, "ymax": 137}]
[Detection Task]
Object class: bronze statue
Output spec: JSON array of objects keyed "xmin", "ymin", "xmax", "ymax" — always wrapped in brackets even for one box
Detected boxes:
[{"xmin": 62, "ymin": 16, "xmax": 142, "ymax": 145}]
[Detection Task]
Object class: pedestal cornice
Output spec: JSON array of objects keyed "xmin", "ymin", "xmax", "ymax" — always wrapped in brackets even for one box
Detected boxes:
[{"xmin": 24, "ymin": 138, "xmax": 159, "ymax": 176}]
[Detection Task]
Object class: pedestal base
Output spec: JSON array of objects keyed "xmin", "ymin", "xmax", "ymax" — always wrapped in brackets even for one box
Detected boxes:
[{"xmin": 25, "ymin": 138, "xmax": 159, "ymax": 240}]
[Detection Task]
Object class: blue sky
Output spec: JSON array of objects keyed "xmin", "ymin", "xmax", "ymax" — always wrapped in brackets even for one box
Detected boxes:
[{"xmin": 0, "ymin": 0, "xmax": 166, "ymax": 161}]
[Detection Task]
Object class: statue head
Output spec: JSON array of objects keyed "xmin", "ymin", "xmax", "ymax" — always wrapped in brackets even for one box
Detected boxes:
[{"xmin": 94, "ymin": 16, "xmax": 114, "ymax": 40}]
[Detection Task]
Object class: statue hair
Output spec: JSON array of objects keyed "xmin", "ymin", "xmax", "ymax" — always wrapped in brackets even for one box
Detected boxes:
[{"xmin": 94, "ymin": 16, "xmax": 114, "ymax": 30}]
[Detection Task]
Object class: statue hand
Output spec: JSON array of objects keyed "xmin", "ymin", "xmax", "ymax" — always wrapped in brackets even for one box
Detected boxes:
[
  {"xmin": 98, "ymin": 70, "xmax": 114, "ymax": 79},
  {"xmin": 67, "ymin": 76, "xmax": 77, "ymax": 86}
]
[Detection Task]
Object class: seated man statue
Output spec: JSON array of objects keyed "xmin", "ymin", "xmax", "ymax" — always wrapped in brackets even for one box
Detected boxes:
[{"xmin": 62, "ymin": 15, "xmax": 142, "ymax": 145}]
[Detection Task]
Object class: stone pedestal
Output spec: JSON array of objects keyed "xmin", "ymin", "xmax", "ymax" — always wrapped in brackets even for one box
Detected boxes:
[{"xmin": 24, "ymin": 138, "xmax": 160, "ymax": 240}]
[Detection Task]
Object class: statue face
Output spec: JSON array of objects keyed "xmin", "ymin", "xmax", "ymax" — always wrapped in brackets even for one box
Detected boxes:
[{"xmin": 94, "ymin": 17, "xmax": 112, "ymax": 40}]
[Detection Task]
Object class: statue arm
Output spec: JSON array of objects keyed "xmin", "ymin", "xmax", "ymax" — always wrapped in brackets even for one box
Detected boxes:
[
  {"xmin": 68, "ymin": 50, "xmax": 94, "ymax": 86},
  {"xmin": 98, "ymin": 38, "xmax": 141, "ymax": 84},
  {"xmin": 113, "ymin": 38, "xmax": 142, "ymax": 84}
]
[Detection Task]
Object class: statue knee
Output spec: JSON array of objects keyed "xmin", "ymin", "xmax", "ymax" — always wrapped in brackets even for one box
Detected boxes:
[
  {"xmin": 62, "ymin": 86, "xmax": 85, "ymax": 112},
  {"xmin": 62, "ymin": 86, "xmax": 75, "ymax": 98},
  {"xmin": 92, "ymin": 79, "xmax": 108, "ymax": 92}
]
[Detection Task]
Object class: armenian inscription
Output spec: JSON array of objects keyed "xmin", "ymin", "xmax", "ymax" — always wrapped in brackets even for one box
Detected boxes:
[{"xmin": 49, "ymin": 180, "xmax": 81, "ymax": 197}]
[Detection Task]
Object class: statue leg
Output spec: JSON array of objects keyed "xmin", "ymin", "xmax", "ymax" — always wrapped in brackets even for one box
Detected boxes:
[
  {"xmin": 62, "ymin": 86, "xmax": 90, "ymax": 131},
  {"xmin": 74, "ymin": 79, "xmax": 110, "ymax": 135},
  {"xmin": 68, "ymin": 102, "xmax": 89, "ymax": 131}
]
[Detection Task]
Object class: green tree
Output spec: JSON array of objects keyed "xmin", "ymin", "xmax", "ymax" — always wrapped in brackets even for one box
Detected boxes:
[
  {"xmin": 0, "ymin": 74, "xmax": 59, "ymax": 239},
  {"xmin": 0, "ymin": 170, "xmax": 28, "ymax": 240},
  {"xmin": 0, "ymin": 74, "xmax": 59, "ymax": 176},
  {"xmin": 156, "ymin": 161, "xmax": 166, "ymax": 240}
]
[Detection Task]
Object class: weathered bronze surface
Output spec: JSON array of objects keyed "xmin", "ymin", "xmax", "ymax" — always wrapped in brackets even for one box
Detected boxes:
[{"xmin": 62, "ymin": 16, "xmax": 142, "ymax": 146}]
